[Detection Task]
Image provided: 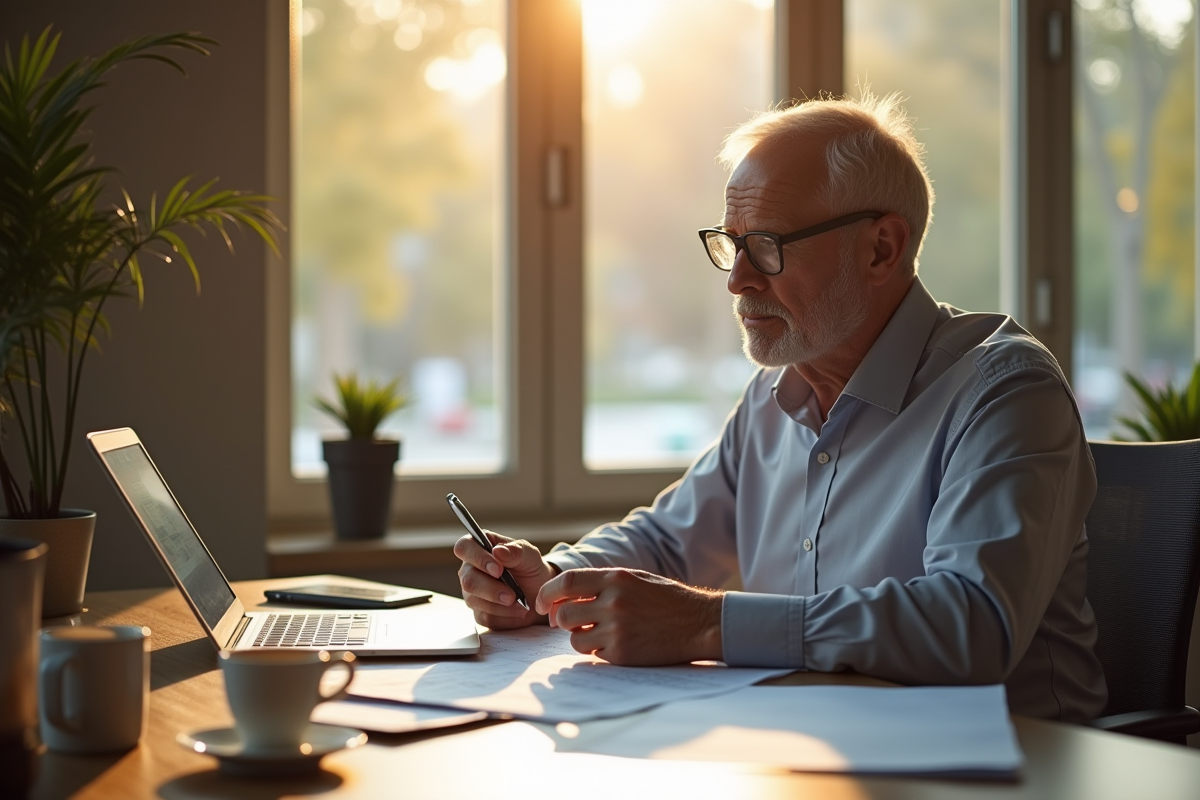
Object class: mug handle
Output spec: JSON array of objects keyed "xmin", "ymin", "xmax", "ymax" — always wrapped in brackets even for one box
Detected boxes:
[
  {"xmin": 40, "ymin": 653, "xmax": 82, "ymax": 732},
  {"xmin": 317, "ymin": 654, "xmax": 356, "ymax": 702}
]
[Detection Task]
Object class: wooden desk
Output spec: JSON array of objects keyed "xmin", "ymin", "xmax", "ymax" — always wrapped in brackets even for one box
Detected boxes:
[{"xmin": 30, "ymin": 577, "xmax": 1200, "ymax": 800}]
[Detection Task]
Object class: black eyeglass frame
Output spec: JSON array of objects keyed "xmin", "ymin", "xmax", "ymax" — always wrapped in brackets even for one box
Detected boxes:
[{"xmin": 698, "ymin": 210, "xmax": 885, "ymax": 275}]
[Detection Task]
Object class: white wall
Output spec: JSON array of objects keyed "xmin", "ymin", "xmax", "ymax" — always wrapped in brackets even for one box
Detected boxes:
[{"xmin": 0, "ymin": 2, "xmax": 274, "ymax": 589}]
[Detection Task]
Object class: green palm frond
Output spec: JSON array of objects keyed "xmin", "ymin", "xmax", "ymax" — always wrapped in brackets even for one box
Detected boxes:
[
  {"xmin": 314, "ymin": 373, "xmax": 407, "ymax": 440},
  {"xmin": 0, "ymin": 27, "xmax": 281, "ymax": 518},
  {"xmin": 1115, "ymin": 363, "xmax": 1200, "ymax": 442}
]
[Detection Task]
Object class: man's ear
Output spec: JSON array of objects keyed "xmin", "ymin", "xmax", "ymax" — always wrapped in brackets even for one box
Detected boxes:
[{"xmin": 865, "ymin": 214, "xmax": 911, "ymax": 286}]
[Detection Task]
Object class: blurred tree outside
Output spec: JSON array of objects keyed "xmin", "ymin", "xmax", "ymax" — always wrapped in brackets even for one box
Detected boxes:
[
  {"xmin": 1074, "ymin": 0, "xmax": 1195, "ymax": 430},
  {"xmin": 582, "ymin": 0, "xmax": 773, "ymax": 465},
  {"xmin": 295, "ymin": 0, "xmax": 505, "ymax": 472},
  {"xmin": 846, "ymin": 0, "xmax": 1003, "ymax": 314}
]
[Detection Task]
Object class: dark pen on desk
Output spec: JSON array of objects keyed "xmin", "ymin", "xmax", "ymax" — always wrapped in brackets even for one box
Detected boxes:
[{"xmin": 447, "ymin": 492, "xmax": 530, "ymax": 611}]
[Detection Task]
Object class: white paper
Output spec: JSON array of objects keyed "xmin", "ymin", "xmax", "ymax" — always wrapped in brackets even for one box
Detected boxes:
[
  {"xmin": 542, "ymin": 684, "xmax": 1023, "ymax": 776},
  {"xmin": 347, "ymin": 626, "xmax": 791, "ymax": 723},
  {"xmin": 311, "ymin": 698, "xmax": 489, "ymax": 733}
]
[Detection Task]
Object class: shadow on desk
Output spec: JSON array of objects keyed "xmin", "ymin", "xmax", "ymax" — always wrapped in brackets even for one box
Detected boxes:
[
  {"xmin": 158, "ymin": 767, "xmax": 342, "ymax": 799},
  {"xmin": 151, "ymin": 638, "xmax": 219, "ymax": 691},
  {"xmin": 33, "ymin": 750, "xmax": 124, "ymax": 800}
]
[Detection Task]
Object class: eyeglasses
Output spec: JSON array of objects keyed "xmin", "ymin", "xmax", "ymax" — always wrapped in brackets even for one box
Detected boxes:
[{"xmin": 698, "ymin": 210, "xmax": 884, "ymax": 275}]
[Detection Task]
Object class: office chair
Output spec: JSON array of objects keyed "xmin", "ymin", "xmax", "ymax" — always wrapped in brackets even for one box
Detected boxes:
[{"xmin": 1084, "ymin": 438, "xmax": 1200, "ymax": 744}]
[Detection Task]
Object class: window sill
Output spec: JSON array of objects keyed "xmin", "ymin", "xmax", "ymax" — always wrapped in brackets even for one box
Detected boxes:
[{"xmin": 267, "ymin": 519, "xmax": 602, "ymax": 577}]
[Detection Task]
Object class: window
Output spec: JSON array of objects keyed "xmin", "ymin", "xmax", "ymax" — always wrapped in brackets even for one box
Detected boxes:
[
  {"xmin": 293, "ymin": 0, "xmax": 507, "ymax": 476},
  {"xmin": 1073, "ymin": 0, "xmax": 1196, "ymax": 436},
  {"xmin": 582, "ymin": 1, "xmax": 774, "ymax": 469},
  {"xmin": 270, "ymin": 1, "xmax": 1200, "ymax": 528},
  {"xmin": 845, "ymin": 0, "xmax": 1003, "ymax": 313},
  {"xmin": 274, "ymin": 0, "xmax": 787, "ymax": 523}
]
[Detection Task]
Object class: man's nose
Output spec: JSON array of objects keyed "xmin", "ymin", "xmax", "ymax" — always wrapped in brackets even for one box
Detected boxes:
[{"xmin": 726, "ymin": 248, "xmax": 769, "ymax": 295}]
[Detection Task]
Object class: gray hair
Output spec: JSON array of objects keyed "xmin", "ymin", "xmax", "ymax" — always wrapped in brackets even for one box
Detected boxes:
[{"xmin": 718, "ymin": 92, "xmax": 934, "ymax": 273}]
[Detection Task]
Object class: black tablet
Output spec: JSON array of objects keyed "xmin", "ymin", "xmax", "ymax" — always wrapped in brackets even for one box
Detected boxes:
[{"xmin": 263, "ymin": 582, "xmax": 432, "ymax": 610}]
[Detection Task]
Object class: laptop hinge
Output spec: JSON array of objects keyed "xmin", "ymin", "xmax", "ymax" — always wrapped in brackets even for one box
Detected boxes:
[{"xmin": 229, "ymin": 615, "xmax": 253, "ymax": 649}]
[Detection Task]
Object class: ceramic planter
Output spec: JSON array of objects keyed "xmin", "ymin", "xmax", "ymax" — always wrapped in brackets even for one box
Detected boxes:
[
  {"xmin": 0, "ymin": 510, "xmax": 95, "ymax": 618},
  {"xmin": 322, "ymin": 439, "xmax": 400, "ymax": 540}
]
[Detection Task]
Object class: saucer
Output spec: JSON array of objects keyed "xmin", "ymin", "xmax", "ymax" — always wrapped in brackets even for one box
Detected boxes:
[{"xmin": 177, "ymin": 723, "xmax": 368, "ymax": 778}]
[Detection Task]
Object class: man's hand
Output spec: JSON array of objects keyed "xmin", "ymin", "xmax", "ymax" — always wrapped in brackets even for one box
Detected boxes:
[
  {"xmin": 454, "ymin": 531, "xmax": 559, "ymax": 630},
  {"xmin": 535, "ymin": 568, "xmax": 724, "ymax": 665}
]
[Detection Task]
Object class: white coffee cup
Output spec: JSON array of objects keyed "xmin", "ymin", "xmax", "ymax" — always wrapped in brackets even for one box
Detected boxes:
[
  {"xmin": 218, "ymin": 650, "xmax": 355, "ymax": 752},
  {"xmin": 38, "ymin": 625, "xmax": 150, "ymax": 754}
]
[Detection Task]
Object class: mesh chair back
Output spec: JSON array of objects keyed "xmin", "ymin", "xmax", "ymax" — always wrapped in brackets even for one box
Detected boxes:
[{"xmin": 1085, "ymin": 439, "xmax": 1200, "ymax": 716}]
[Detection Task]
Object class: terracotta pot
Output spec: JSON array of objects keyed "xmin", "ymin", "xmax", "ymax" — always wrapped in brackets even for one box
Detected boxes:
[
  {"xmin": 322, "ymin": 440, "xmax": 400, "ymax": 540},
  {"xmin": 0, "ymin": 510, "xmax": 96, "ymax": 617}
]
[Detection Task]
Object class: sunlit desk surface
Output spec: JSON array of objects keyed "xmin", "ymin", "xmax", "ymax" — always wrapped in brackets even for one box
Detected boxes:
[{"xmin": 31, "ymin": 576, "xmax": 1200, "ymax": 800}]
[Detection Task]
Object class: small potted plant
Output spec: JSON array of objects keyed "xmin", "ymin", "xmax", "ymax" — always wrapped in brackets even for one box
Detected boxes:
[
  {"xmin": 0, "ymin": 29, "xmax": 280, "ymax": 616},
  {"xmin": 1116, "ymin": 362, "xmax": 1200, "ymax": 442},
  {"xmin": 314, "ymin": 373, "xmax": 406, "ymax": 540}
]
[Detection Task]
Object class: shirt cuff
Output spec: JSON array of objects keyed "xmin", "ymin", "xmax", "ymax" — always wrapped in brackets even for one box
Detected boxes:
[
  {"xmin": 721, "ymin": 591, "xmax": 806, "ymax": 668},
  {"xmin": 544, "ymin": 543, "xmax": 594, "ymax": 574}
]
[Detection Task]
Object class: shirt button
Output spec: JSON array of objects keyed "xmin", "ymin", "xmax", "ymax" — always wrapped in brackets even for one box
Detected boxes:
[
  {"xmin": 816, "ymin": 452, "xmax": 830, "ymax": 465},
  {"xmin": 803, "ymin": 538, "xmax": 813, "ymax": 551}
]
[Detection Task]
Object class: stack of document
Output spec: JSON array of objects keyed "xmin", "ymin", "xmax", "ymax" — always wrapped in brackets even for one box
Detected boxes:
[
  {"xmin": 337, "ymin": 625, "xmax": 1023, "ymax": 777},
  {"xmin": 544, "ymin": 684, "xmax": 1023, "ymax": 777},
  {"xmin": 346, "ymin": 625, "xmax": 790, "ymax": 722}
]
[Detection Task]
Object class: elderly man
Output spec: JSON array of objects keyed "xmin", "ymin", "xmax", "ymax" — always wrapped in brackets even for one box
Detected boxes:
[{"xmin": 454, "ymin": 93, "xmax": 1107, "ymax": 723}]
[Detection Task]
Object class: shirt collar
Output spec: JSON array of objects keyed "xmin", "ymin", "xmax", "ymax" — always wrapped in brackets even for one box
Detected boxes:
[
  {"xmin": 771, "ymin": 277, "xmax": 940, "ymax": 421},
  {"xmin": 841, "ymin": 277, "xmax": 940, "ymax": 415}
]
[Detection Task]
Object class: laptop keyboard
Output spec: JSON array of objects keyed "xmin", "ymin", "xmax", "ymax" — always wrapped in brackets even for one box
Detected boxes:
[{"xmin": 251, "ymin": 612, "xmax": 371, "ymax": 648}]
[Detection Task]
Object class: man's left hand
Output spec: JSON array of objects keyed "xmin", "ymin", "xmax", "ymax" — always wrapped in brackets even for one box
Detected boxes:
[{"xmin": 534, "ymin": 568, "xmax": 724, "ymax": 665}]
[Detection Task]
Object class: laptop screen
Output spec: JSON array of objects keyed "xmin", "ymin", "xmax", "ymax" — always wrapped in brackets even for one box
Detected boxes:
[{"xmin": 99, "ymin": 443, "xmax": 236, "ymax": 630}]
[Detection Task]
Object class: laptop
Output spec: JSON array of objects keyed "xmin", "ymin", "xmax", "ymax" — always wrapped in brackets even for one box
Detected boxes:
[{"xmin": 87, "ymin": 427, "xmax": 480, "ymax": 657}]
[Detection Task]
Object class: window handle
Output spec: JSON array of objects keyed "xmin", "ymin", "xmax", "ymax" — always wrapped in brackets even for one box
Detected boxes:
[
  {"xmin": 1046, "ymin": 9, "xmax": 1064, "ymax": 63},
  {"xmin": 545, "ymin": 146, "xmax": 566, "ymax": 208},
  {"xmin": 1035, "ymin": 278, "xmax": 1053, "ymax": 328}
]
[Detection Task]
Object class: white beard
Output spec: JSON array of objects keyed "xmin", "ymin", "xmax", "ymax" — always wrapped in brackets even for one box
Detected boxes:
[{"xmin": 733, "ymin": 237, "xmax": 868, "ymax": 368}]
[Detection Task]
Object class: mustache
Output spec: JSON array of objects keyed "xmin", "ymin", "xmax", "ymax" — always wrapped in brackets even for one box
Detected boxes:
[{"xmin": 733, "ymin": 295, "xmax": 796, "ymax": 326}]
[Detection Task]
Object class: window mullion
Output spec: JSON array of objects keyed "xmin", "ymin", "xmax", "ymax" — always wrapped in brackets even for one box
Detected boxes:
[
  {"xmin": 1006, "ymin": 0, "xmax": 1074, "ymax": 378},
  {"xmin": 779, "ymin": 0, "xmax": 844, "ymax": 102}
]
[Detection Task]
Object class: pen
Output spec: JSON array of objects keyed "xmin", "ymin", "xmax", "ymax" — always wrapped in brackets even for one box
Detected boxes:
[{"xmin": 447, "ymin": 493, "xmax": 530, "ymax": 611}]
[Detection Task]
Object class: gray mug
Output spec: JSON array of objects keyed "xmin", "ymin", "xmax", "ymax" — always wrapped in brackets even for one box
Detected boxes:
[
  {"xmin": 39, "ymin": 625, "xmax": 150, "ymax": 754},
  {"xmin": 0, "ymin": 538, "xmax": 47, "ymax": 797}
]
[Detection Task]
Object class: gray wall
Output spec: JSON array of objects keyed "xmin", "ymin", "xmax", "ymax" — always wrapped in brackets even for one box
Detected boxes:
[{"xmin": 0, "ymin": 2, "xmax": 273, "ymax": 589}]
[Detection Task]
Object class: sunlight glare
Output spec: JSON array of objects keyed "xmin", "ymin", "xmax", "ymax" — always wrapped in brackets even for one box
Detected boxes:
[
  {"xmin": 652, "ymin": 725, "xmax": 851, "ymax": 770},
  {"xmin": 1132, "ymin": 0, "xmax": 1193, "ymax": 48},
  {"xmin": 301, "ymin": 7, "xmax": 325, "ymax": 36},
  {"xmin": 395, "ymin": 23, "xmax": 423, "ymax": 51},
  {"xmin": 424, "ymin": 36, "xmax": 506, "ymax": 102},
  {"xmin": 554, "ymin": 722, "xmax": 581, "ymax": 739},
  {"xmin": 581, "ymin": 0, "xmax": 662, "ymax": 50},
  {"xmin": 1117, "ymin": 187, "xmax": 1139, "ymax": 214},
  {"xmin": 607, "ymin": 63, "xmax": 645, "ymax": 108},
  {"xmin": 373, "ymin": 0, "xmax": 401, "ymax": 21},
  {"xmin": 1087, "ymin": 57, "xmax": 1121, "ymax": 89}
]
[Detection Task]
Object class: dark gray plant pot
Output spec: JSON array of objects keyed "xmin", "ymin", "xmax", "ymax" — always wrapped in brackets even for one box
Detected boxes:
[
  {"xmin": 0, "ymin": 510, "xmax": 95, "ymax": 617},
  {"xmin": 322, "ymin": 439, "xmax": 400, "ymax": 540}
]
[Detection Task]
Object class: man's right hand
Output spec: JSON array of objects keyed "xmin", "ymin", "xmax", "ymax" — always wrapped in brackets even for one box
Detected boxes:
[{"xmin": 454, "ymin": 531, "xmax": 559, "ymax": 630}]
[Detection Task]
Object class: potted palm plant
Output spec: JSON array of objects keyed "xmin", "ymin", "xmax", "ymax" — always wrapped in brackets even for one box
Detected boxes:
[
  {"xmin": 0, "ymin": 29, "xmax": 280, "ymax": 616},
  {"xmin": 314, "ymin": 373, "xmax": 406, "ymax": 540}
]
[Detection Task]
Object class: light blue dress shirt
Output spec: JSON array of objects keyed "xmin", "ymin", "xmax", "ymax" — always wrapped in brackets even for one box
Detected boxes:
[{"xmin": 546, "ymin": 278, "xmax": 1108, "ymax": 722}]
